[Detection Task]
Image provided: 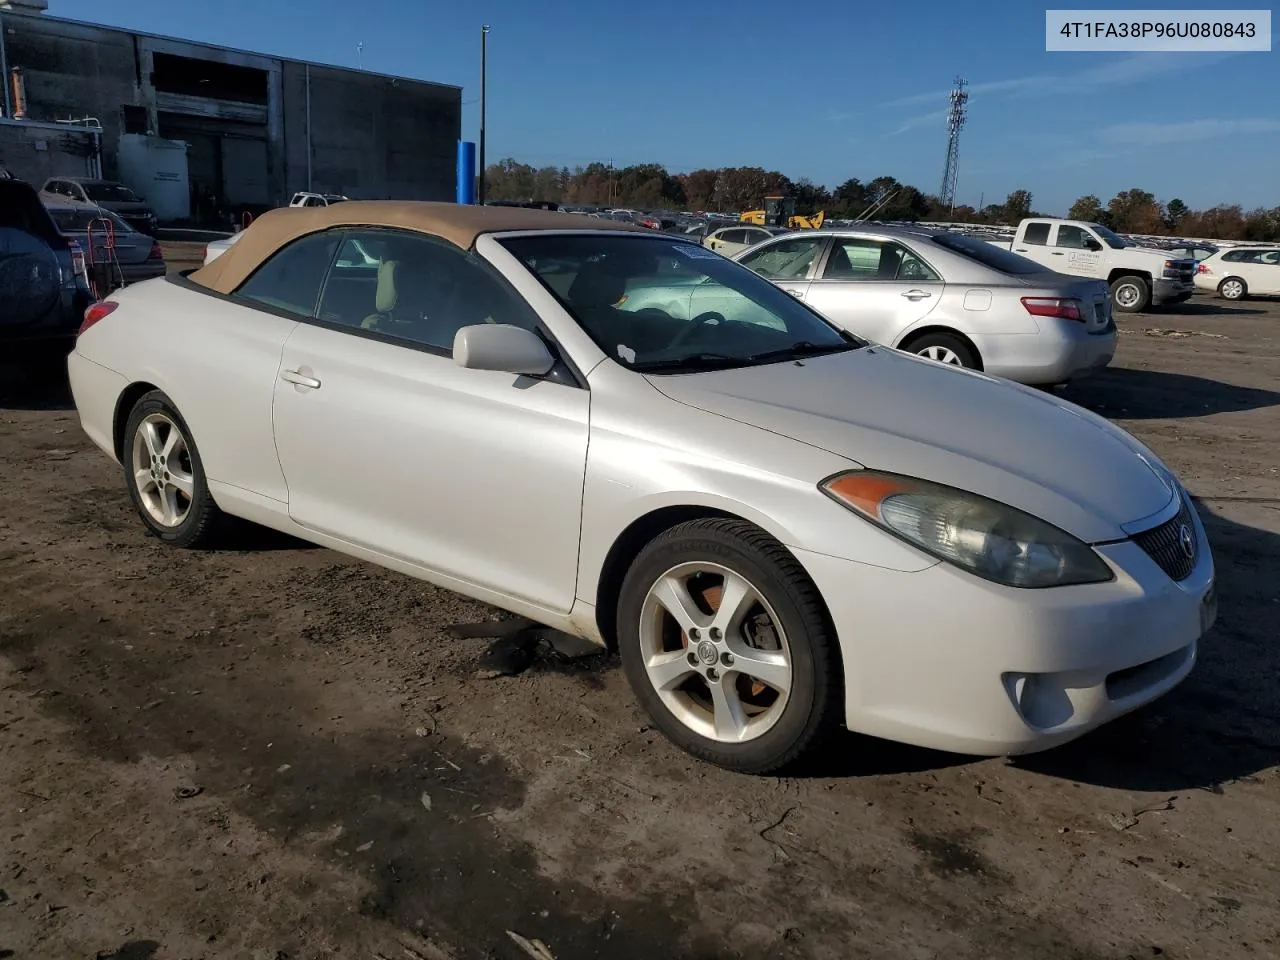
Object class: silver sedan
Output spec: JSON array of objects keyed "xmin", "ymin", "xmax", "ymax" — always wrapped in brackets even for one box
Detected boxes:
[{"xmin": 733, "ymin": 227, "xmax": 1116, "ymax": 385}]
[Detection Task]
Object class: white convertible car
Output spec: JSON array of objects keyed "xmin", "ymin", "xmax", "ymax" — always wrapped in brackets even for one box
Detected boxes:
[{"xmin": 68, "ymin": 202, "xmax": 1217, "ymax": 773}]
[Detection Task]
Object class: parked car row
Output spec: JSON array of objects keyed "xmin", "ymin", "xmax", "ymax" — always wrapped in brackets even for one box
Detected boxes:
[{"xmin": 69, "ymin": 202, "xmax": 1215, "ymax": 774}]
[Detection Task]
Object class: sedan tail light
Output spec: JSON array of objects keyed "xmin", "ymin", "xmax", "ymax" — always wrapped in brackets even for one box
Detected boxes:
[
  {"xmin": 148, "ymin": 240, "xmax": 164, "ymax": 261},
  {"xmin": 79, "ymin": 300, "xmax": 118, "ymax": 336},
  {"xmin": 1020, "ymin": 297, "xmax": 1084, "ymax": 322},
  {"xmin": 1197, "ymin": 263, "xmax": 1212, "ymax": 274},
  {"xmin": 69, "ymin": 240, "xmax": 87, "ymax": 279}
]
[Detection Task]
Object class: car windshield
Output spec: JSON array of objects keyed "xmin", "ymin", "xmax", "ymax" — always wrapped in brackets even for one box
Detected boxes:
[
  {"xmin": 83, "ymin": 182, "xmax": 143, "ymax": 203},
  {"xmin": 931, "ymin": 232, "xmax": 1045, "ymax": 275},
  {"xmin": 501, "ymin": 234, "xmax": 860, "ymax": 373},
  {"xmin": 1089, "ymin": 223, "xmax": 1128, "ymax": 249}
]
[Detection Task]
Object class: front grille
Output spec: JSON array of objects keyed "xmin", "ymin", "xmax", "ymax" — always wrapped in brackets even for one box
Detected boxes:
[{"xmin": 1132, "ymin": 498, "xmax": 1198, "ymax": 581}]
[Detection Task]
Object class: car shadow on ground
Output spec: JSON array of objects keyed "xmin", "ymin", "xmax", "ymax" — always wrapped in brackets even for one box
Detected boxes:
[
  {"xmin": 0, "ymin": 358, "xmax": 75, "ymax": 411},
  {"xmin": 1151, "ymin": 300, "xmax": 1270, "ymax": 317},
  {"xmin": 1063, "ymin": 367, "xmax": 1280, "ymax": 420},
  {"xmin": 1014, "ymin": 502, "xmax": 1280, "ymax": 792}
]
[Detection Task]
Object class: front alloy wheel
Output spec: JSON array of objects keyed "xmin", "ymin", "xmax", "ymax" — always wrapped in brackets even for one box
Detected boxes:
[
  {"xmin": 618, "ymin": 518, "xmax": 841, "ymax": 774},
  {"xmin": 638, "ymin": 561, "xmax": 792, "ymax": 743}
]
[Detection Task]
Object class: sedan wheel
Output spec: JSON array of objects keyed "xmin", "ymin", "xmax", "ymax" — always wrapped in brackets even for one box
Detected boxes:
[
  {"xmin": 1219, "ymin": 278, "xmax": 1246, "ymax": 301},
  {"xmin": 905, "ymin": 332, "xmax": 978, "ymax": 369},
  {"xmin": 617, "ymin": 518, "xmax": 841, "ymax": 774},
  {"xmin": 123, "ymin": 390, "xmax": 223, "ymax": 547}
]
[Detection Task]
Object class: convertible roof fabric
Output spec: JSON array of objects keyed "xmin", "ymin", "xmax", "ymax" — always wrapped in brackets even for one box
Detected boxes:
[{"xmin": 189, "ymin": 201, "xmax": 651, "ymax": 294}]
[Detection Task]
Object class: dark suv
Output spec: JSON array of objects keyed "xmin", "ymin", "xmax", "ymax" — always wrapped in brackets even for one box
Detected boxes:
[{"xmin": 1, "ymin": 178, "xmax": 93, "ymax": 353}]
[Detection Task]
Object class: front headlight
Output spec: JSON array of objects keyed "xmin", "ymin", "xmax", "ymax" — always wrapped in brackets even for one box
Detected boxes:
[{"xmin": 821, "ymin": 471, "xmax": 1114, "ymax": 589}]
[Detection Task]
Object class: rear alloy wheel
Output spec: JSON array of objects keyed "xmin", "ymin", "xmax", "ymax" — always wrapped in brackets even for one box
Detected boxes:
[
  {"xmin": 1219, "ymin": 277, "xmax": 1247, "ymax": 301},
  {"xmin": 617, "ymin": 518, "xmax": 841, "ymax": 774},
  {"xmin": 1110, "ymin": 275, "xmax": 1151, "ymax": 313},
  {"xmin": 906, "ymin": 332, "xmax": 977, "ymax": 369},
  {"xmin": 123, "ymin": 390, "xmax": 223, "ymax": 547}
]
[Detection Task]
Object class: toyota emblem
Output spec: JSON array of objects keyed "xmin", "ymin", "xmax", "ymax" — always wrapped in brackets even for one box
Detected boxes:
[{"xmin": 1177, "ymin": 524, "xmax": 1195, "ymax": 560}]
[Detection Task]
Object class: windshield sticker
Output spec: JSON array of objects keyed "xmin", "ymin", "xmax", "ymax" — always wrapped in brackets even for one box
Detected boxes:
[
  {"xmin": 616, "ymin": 343, "xmax": 636, "ymax": 364},
  {"xmin": 671, "ymin": 243, "xmax": 720, "ymax": 260}
]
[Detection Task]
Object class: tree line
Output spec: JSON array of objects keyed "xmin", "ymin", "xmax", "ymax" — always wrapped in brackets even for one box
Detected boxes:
[{"xmin": 482, "ymin": 158, "xmax": 1280, "ymax": 242}]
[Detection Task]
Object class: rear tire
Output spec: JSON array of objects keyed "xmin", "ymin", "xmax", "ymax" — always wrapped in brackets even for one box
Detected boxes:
[
  {"xmin": 1110, "ymin": 275, "xmax": 1151, "ymax": 313},
  {"xmin": 1218, "ymin": 277, "xmax": 1247, "ymax": 301},
  {"xmin": 122, "ymin": 390, "xmax": 223, "ymax": 548},
  {"xmin": 903, "ymin": 331, "xmax": 978, "ymax": 369},
  {"xmin": 617, "ymin": 518, "xmax": 842, "ymax": 774}
]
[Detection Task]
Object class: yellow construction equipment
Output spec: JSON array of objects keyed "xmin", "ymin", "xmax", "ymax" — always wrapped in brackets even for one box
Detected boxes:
[{"xmin": 739, "ymin": 195, "xmax": 824, "ymax": 230}]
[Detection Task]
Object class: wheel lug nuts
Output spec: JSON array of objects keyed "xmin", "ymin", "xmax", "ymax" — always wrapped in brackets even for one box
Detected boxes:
[
  {"xmin": 687, "ymin": 652, "xmax": 698, "ymax": 666},
  {"xmin": 706, "ymin": 668, "xmax": 719, "ymax": 681},
  {"xmin": 688, "ymin": 628, "xmax": 700, "ymax": 640},
  {"xmin": 720, "ymin": 652, "xmax": 734, "ymax": 666},
  {"xmin": 709, "ymin": 627, "xmax": 722, "ymax": 640}
]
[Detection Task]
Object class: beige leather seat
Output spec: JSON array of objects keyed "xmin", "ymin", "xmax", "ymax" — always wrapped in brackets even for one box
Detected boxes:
[{"xmin": 361, "ymin": 259, "xmax": 400, "ymax": 331}]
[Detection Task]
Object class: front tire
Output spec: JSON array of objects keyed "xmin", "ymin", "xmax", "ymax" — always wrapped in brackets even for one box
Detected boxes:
[
  {"xmin": 617, "ymin": 518, "xmax": 841, "ymax": 774},
  {"xmin": 122, "ymin": 390, "xmax": 223, "ymax": 548},
  {"xmin": 1219, "ymin": 277, "xmax": 1247, "ymax": 301},
  {"xmin": 1110, "ymin": 275, "xmax": 1151, "ymax": 313}
]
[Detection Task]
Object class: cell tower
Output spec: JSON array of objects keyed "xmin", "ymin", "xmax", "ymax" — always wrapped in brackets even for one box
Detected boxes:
[{"xmin": 939, "ymin": 77, "xmax": 968, "ymax": 214}]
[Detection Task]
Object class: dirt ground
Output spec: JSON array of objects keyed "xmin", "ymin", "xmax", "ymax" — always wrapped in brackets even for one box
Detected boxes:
[{"xmin": 2, "ymin": 287, "xmax": 1278, "ymax": 960}]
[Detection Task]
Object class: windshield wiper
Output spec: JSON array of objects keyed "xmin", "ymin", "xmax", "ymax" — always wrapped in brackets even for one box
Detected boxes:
[
  {"xmin": 631, "ymin": 352, "xmax": 748, "ymax": 373},
  {"xmin": 746, "ymin": 340, "xmax": 858, "ymax": 364}
]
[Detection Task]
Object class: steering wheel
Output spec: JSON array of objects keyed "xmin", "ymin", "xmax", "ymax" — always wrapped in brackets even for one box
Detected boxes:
[{"xmin": 667, "ymin": 310, "xmax": 727, "ymax": 350}]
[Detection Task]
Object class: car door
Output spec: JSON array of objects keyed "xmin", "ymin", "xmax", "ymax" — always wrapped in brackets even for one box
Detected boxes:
[
  {"xmin": 1049, "ymin": 223, "xmax": 1105, "ymax": 278},
  {"xmin": 1010, "ymin": 220, "xmax": 1055, "ymax": 270},
  {"xmin": 801, "ymin": 236, "xmax": 942, "ymax": 346},
  {"xmin": 1250, "ymin": 251, "xmax": 1280, "ymax": 295},
  {"xmin": 735, "ymin": 234, "xmax": 828, "ymax": 301},
  {"xmin": 270, "ymin": 228, "xmax": 590, "ymax": 614}
]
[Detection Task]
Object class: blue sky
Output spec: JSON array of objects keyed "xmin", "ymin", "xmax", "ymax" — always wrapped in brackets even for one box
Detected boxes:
[{"xmin": 50, "ymin": 0, "xmax": 1278, "ymax": 213}]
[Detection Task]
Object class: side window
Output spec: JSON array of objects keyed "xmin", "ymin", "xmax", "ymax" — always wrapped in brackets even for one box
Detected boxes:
[
  {"xmin": 1222, "ymin": 250, "xmax": 1243, "ymax": 262},
  {"xmin": 738, "ymin": 236, "xmax": 825, "ymax": 280},
  {"xmin": 1262, "ymin": 251, "xmax": 1280, "ymax": 265},
  {"xmin": 1055, "ymin": 225, "xmax": 1092, "ymax": 249},
  {"xmin": 718, "ymin": 229, "xmax": 745, "ymax": 245},
  {"xmin": 315, "ymin": 229, "xmax": 541, "ymax": 353},
  {"xmin": 234, "ymin": 230, "xmax": 341, "ymax": 316},
  {"xmin": 1022, "ymin": 222, "xmax": 1051, "ymax": 245},
  {"xmin": 822, "ymin": 239, "xmax": 940, "ymax": 282}
]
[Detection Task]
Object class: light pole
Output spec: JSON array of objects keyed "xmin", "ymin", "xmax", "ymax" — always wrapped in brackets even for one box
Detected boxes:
[{"xmin": 478, "ymin": 25, "xmax": 489, "ymax": 205}]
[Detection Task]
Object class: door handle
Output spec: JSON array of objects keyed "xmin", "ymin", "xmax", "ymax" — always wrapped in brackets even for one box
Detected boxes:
[
  {"xmin": 1015, "ymin": 248, "xmax": 1028, "ymax": 253},
  {"xmin": 901, "ymin": 290, "xmax": 932, "ymax": 300},
  {"xmin": 281, "ymin": 369, "xmax": 322, "ymax": 389},
  {"xmin": 784, "ymin": 289, "xmax": 805, "ymax": 298},
  {"xmin": 1051, "ymin": 251, "xmax": 1064, "ymax": 256}
]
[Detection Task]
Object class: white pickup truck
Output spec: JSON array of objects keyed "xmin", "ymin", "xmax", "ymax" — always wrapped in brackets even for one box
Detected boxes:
[{"xmin": 992, "ymin": 219, "xmax": 1196, "ymax": 313}]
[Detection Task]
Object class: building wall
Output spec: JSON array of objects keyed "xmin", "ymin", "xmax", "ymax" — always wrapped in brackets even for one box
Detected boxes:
[
  {"xmin": 280, "ymin": 62, "xmax": 459, "ymax": 201},
  {"xmin": 0, "ymin": 11, "xmax": 460, "ymax": 210}
]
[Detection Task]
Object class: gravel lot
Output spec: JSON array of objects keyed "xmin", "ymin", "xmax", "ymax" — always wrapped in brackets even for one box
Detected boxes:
[{"xmin": 2, "ymin": 285, "xmax": 1278, "ymax": 960}]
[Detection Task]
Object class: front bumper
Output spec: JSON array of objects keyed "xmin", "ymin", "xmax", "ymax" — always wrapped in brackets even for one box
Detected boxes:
[
  {"xmin": 794, "ymin": 498, "xmax": 1215, "ymax": 756},
  {"xmin": 1152, "ymin": 278, "xmax": 1194, "ymax": 303},
  {"xmin": 976, "ymin": 318, "xmax": 1117, "ymax": 385}
]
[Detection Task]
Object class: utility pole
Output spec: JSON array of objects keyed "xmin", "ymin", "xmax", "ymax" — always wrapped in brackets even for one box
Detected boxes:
[
  {"xmin": 478, "ymin": 24, "xmax": 489, "ymax": 205},
  {"xmin": 357, "ymin": 42, "xmax": 364, "ymax": 70},
  {"xmin": 939, "ymin": 76, "xmax": 968, "ymax": 216}
]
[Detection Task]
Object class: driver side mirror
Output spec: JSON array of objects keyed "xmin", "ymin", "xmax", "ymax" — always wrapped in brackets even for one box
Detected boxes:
[
  {"xmin": 453, "ymin": 324, "xmax": 555, "ymax": 377},
  {"xmin": 1084, "ymin": 238, "xmax": 1102, "ymax": 251}
]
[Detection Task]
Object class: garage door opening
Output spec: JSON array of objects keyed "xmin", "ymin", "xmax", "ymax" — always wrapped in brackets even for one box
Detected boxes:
[{"xmin": 152, "ymin": 53, "xmax": 268, "ymax": 104}]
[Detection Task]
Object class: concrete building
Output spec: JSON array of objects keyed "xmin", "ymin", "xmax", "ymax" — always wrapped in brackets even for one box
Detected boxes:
[{"xmin": 0, "ymin": 0, "xmax": 461, "ymax": 219}]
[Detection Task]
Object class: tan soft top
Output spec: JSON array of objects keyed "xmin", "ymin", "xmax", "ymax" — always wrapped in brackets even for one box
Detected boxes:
[{"xmin": 189, "ymin": 201, "xmax": 653, "ymax": 294}]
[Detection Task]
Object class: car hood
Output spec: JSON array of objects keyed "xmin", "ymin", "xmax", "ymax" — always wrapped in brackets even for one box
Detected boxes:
[{"xmin": 646, "ymin": 347, "xmax": 1176, "ymax": 543}]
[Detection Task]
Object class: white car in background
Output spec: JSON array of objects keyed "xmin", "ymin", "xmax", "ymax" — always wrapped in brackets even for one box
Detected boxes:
[
  {"xmin": 1193, "ymin": 247, "xmax": 1280, "ymax": 300},
  {"xmin": 703, "ymin": 224, "xmax": 786, "ymax": 258},
  {"xmin": 69, "ymin": 202, "xmax": 1215, "ymax": 774},
  {"xmin": 734, "ymin": 227, "xmax": 1116, "ymax": 385}
]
